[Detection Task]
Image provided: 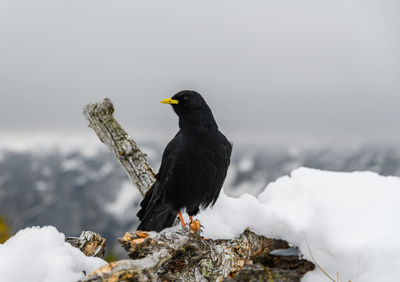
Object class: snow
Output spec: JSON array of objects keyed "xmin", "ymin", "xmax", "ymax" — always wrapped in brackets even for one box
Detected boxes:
[
  {"xmin": 105, "ymin": 181, "xmax": 142, "ymax": 221},
  {"xmin": 238, "ymin": 157, "xmax": 254, "ymax": 172},
  {"xmin": 0, "ymin": 133, "xmax": 102, "ymax": 157},
  {"xmin": 35, "ymin": 181, "xmax": 49, "ymax": 192},
  {"xmin": 42, "ymin": 166, "xmax": 52, "ymax": 177},
  {"xmin": 198, "ymin": 167, "xmax": 400, "ymax": 282},
  {"xmin": 0, "ymin": 226, "xmax": 106, "ymax": 282},
  {"xmin": 61, "ymin": 158, "xmax": 84, "ymax": 171},
  {"xmin": 2, "ymin": 166, "xmax": 399, "ymax": 281},
  {"xmin": 98, "ymin": 162, "xmax": 114, "ymax": 176}
]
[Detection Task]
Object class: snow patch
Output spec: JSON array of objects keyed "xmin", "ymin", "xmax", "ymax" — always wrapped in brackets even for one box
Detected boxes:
[
  {"xmin": 61, "ymin": 159, "xmax": 84, "ymax": 171},
  {"xmin": 0, "ymin": 133, "xmax": 102, "ymax": 157},
  {"xmin": 0, "ymin": 226, "xmax": 106, "ymax": 282},
  {"xmin": 198, "ymin": 167, "xmax": 400, "ymax": 282},
  {"xmin": 238, "ymin": 157, "xmax": 254, "ymax": 172},
  {"xmin": 105, "ymin": 181, "xmax": 141, "ymax": 220},
  {"xmin": 42, "ymin": 166, "xmax": 52, "ymax": 177},
  {"xmin": 98, "ymin": 162, "xmax": 114, "ymax": 176},
  {"xmin": 35, "ymin": 181, "xmax": 49, "ymax": 192}
]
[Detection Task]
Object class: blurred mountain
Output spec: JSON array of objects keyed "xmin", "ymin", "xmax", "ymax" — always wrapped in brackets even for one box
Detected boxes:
[{"xmin": 0, "ymin": 139, "xmax": 399, "ymax": 255}]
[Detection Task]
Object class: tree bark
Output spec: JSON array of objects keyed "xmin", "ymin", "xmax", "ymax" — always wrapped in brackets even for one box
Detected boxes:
[
  {"xmin": 83, "ymin": 98, "xmax": 155, "ymax": 196},
  {"xmin": 78, "ymin": 227, "xmax": 298, "ymax": 281},
  {"xmin": 66, "ymin": 231, "xmax": 106, "ymax": 258},
  {"xmin": 81, "ymin": 98, "xmax": 314, "ymax": 281}
]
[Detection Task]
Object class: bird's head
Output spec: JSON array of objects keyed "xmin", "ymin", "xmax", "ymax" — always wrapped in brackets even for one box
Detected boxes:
[{"xmin": 160, "ymin": 90, "xmax": 208, "ymax": 118}]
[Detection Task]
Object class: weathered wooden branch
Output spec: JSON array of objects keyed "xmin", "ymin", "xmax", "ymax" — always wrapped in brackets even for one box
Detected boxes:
[
  {"xmin": 80, "ymin": 227, "xmax": 299, "ymax": 281},
  {"xmin": 66, "ymin": 231, "xmax": 106, "ymax": 258},
  {"xmin": 83, "ymin": 98, "xmax": 155, "ymax": 196},
  {"xmin": 81, "ymin": 98, "xmax": 314, "ymax": 281},
  {"xmin": 121, "ymin": 227, "xmax": 291, "ymax": 281}
]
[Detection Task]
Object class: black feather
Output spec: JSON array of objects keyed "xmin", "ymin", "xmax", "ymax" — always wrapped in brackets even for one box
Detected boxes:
[{"xmin": 136, "ymin": 90, "xmax": 232, "ymax": 231}]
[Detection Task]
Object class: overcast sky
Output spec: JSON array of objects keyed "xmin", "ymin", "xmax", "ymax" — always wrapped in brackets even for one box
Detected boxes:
[{"xmin": 1, "ymin": 0, "xmax": 399, "ymax": 143}]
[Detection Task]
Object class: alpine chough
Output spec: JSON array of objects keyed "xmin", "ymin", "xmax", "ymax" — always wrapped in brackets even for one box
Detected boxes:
[{"xmin": 137, "ymin": 90, "xmax": 232, "ymax": 232}]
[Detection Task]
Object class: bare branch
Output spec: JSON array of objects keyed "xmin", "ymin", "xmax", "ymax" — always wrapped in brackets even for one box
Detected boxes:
[
  {"xmin": 83, "ymin": 98, "xmax": 155, "ymax": 196},
  {"xmin": 80, "ymin": 259, "xmax": 156, "ymax": 282},
  {"xmin": 66, "ymin": 231, "xmax": 106, "ymax": 258},
  {"xmin": 81, "ymin": 227, "xmax": 292, "ymax": 281}
]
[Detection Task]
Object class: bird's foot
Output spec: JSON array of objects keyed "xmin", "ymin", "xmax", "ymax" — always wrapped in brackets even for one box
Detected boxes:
[
  {"xmin": 188, "ymin": 216, "xmax": 199, "ymax": 232},
  {"xmin": 189, "ymin": 219, "xmax": 201, "ymax": 233},
  {"xmin": 188, "ymin": 217, "xmax": 207, "ymax": 239}
]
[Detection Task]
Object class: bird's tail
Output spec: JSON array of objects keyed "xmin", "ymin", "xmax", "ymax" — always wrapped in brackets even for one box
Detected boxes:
[
  {"xmin": 137, "ymin": 185, "xmax": 177, "ymax": 232},
  {"xmin": 137, "ymin": 205, "xmax": 177, "ymax": 232},
  {"xmin": 137, "ymin": 185, "xmax": 155, "ymax": 221}
]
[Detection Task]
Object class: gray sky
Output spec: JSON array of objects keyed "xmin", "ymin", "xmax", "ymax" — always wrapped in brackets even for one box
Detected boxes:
[{"xmin": 1, "ymin": 0, "xmax": 399, "ymax": 143}]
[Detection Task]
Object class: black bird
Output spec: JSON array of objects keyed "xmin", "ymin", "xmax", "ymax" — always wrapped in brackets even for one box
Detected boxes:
[{"xmin": 137, "ymin": 90, "xmax": 232, "ymax": 232}]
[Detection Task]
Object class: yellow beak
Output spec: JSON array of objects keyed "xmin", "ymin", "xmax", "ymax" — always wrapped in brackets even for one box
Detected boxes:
[{"xmin": 160, "ymin": 97, "xmax": 179, "ymax": 104}]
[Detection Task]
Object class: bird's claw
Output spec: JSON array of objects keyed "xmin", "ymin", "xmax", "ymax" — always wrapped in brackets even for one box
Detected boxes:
[{"xmin": 189, "ymin": 219, "xmax": 201, "ymax": 233}]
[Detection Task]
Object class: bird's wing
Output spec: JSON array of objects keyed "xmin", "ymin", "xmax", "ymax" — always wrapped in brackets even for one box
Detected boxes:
[
  {"xmin": 138, "ymin": 132, "xmax": 183, "ymax": 216},
  {"xmin": 226, "ymin": 139, "xmax": 233, "ymax": 165},
  {"xmin": 156, "ymin": 132, "xmax": 184, "ymax": 183},
  {"xmin": 136, "ymin": 133, "xmax": 184, "ymax": 231},
  {"xmin": 204, "ymin": 134, "xmax": 232, "ymax": 208}
]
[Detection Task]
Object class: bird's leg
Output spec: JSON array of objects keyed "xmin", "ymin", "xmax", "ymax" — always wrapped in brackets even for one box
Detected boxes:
[{"xmin": 178, "ymin": 211, "xmax": 186, "ymax": 228}]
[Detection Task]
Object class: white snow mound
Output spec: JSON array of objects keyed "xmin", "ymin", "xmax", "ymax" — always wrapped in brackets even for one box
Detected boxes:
[
  {"xmin": 0, "ymin": 226, "xmax": 106, "ymax": 282},
  {"xmin": 198, "ymin": 167, "xmax": 400, "ymax": 282},
  {"xmin": 2, "ymin": 168, "xmax": 399, "ymax": 281}
]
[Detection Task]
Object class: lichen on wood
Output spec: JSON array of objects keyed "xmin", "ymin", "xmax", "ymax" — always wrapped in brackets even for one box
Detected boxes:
[
  {"xmin": 83, "ymin": 98, "xmax": 155, "ymax": 196},
  {"xmin": 80, "ymin": 227, "xmax": 296, "ymax": 282}
]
